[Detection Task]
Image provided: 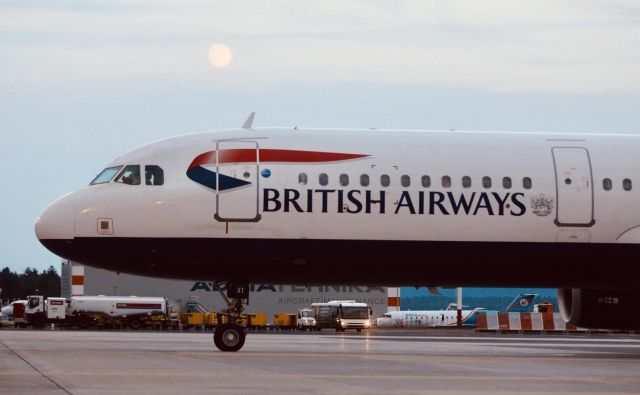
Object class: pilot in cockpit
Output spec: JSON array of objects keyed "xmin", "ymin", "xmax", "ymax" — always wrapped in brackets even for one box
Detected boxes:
[{"xmin": 120, "ymin": 170, "xmax": 140, "ymax": 185}]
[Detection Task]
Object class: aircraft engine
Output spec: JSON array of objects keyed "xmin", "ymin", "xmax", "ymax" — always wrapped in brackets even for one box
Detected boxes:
[{"xmin": 557, "ymin": 288, "xmax": 640, "ymax": 330}]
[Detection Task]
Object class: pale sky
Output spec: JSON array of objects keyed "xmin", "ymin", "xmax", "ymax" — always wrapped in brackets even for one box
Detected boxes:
[{"xmin": 1, "ymin": 1, "xmax": 639, "ymax": 273}]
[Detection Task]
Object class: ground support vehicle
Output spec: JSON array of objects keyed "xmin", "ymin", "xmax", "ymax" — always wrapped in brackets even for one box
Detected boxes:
[
  {"xmin": 273, "ymin": 313, "xmax": 297, "ymax": 330},
  {"xmin": 296, "ymin": 308, "xmax": 318, "ymax": 331},
  {"xmin": 24, "ymin": 295, "xmax": 169, "ymax": 329},
  {"xmin": 181, "ymin": 312, "xmax": 207, "ymax": 330},
  {"xmin": 312, "ymin": 300, "xmax": 372, "ymax": 332},
  {"xmin": 247, "ymin": 313, "xmax": 267, "ymax": 330},
  {"xmin": 1, "ymin": 300, "xmax": 27, "ymax": 327},
  {"xmin": 312, "ymin": 302, "xmax": 340, "ymax": 330},
  {"xmin": 204, "ymin": 312, "xmax": 242, "ymax": 330}
]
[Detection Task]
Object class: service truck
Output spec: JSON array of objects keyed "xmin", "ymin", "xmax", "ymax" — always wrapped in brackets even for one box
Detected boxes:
[
  {"xmin": 0, "ymin": 300, "xmax": 27, "ymax": 326},
  {"xmin": 311, "ymin": 300, "xmax": 372, "ymax": 332},
  {"xmin": 296, "ymin": 308, "xmax": 318, "ymax": 331},
  {"xmin": 24, "ymin": 295, "xmax": 169, "ymax": 329}
]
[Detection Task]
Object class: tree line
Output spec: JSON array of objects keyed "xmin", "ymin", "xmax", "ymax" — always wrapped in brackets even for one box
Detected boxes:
[{"xmin": 0, "ymin": 266, "xmax": 61, "ymax": 303}]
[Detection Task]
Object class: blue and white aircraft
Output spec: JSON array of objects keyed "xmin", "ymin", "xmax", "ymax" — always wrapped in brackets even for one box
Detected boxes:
[{"xmin": 376, "ymin": 294, "xmax": 537, "ymax": 328}]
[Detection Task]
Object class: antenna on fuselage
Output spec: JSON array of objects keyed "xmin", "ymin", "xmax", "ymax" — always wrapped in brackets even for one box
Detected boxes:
[{"xmin": 241, "ymin": 112, "xmax": 255, "ymax": 129}]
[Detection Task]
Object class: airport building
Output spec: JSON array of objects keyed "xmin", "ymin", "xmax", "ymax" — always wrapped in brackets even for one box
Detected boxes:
[{"xmin": 61, "ymin": 260, "xmax": 389, "ymax": 319}]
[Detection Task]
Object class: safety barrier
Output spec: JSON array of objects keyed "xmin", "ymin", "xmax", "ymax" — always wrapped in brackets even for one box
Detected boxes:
[{"xmin": 475, "ymin": 312, "xmax": 584, "ymax": 332}]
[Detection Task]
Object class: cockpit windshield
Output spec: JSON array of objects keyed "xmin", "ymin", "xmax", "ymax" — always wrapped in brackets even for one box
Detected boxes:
[
  {"xmin": 115, "ymin": 165, "xmax": 141, "ymax": 185},
  {"xmin": 340, "ymin": 306, "xmax": 369, "ymax": 319},
  {"xmin": 90, "ymin": 166, "xmax": 123, "ymax": 185}
]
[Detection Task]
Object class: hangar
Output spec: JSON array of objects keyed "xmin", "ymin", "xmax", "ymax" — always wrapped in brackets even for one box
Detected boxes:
[{"xmin": 60, "ymin": 260, "xmax": 389, "ymax": 319}]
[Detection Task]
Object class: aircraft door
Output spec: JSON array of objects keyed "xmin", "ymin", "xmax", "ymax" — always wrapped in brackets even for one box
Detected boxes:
[
  {"xmin": 552, "ymin": 147, "xmax": 595, "ymax": 227},
  {"xmin": 214, "ymin": 140, "xmax": 261, "ymax": 222}
]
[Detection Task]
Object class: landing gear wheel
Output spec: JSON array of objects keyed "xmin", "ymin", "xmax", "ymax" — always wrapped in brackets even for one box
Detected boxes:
[{"xmin": 214, "ymin": 323, "xmax": 246, "ymax": 352}]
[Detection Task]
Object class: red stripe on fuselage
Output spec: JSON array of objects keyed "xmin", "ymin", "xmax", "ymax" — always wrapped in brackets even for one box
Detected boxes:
[{"xmin": 188, "ymin": 149, "xmax": 368, "ymax": 170}]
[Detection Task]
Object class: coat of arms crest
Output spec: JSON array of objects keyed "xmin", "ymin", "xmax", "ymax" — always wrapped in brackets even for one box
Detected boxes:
[{"xmin": 531, "ymin": 194, "xmax": 554, "ymax": 217}]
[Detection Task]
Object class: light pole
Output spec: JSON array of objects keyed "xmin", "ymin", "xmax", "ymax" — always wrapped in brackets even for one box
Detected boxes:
[{"xmin": 456, "ymin": 287, "xmax": 463, "ymax": 328}]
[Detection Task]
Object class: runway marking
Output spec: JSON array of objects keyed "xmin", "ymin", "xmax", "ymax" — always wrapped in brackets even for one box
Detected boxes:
[
  {"xmin": 0, "ymin": 369, "xmax": 638, "ymax": 385},
  {"xmin": 0, "ymin": 338, "xmax": 72, "ymax": 394},
  {"xmin": 334, "ymin": 335, "xmax": 640, "ymax": 343}
]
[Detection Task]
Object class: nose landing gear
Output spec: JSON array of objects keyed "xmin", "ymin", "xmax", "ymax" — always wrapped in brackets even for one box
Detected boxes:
[
  {"xmin": 212, "ymin": 282, "xmax": 249, "ymax": 352},
  {"xmin": 214, "ymin": 323, "xmax": 246, "ymax": 352}
]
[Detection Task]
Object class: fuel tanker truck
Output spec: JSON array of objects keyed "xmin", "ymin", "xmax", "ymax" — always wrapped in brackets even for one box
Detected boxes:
[{"xmin": 24, "ymin": 295, "xmax": 169, "ymax": 329}]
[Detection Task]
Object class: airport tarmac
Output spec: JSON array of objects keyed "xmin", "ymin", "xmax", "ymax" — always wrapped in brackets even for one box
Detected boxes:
[{"xmin": 1, "ymin": 329, "xmax": 640, "ymax": 394}]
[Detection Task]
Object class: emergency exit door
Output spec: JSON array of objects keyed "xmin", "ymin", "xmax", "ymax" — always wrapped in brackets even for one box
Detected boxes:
[
  {"xmin": 552, "ymin": 147, "xmax": 595, "ymax": 227},
  {"xmin": 214, "ymin": 140, "xmax": 261, "ymax": 222}
]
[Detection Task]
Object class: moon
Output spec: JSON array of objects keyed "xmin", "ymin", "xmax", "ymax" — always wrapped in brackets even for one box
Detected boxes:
[{"xmin": 209, "ymin": 44, "xmax": 232, "ymax": 68}]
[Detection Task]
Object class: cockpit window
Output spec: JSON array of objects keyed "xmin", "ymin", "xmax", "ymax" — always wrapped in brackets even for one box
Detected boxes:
[
  {"xmin": 90, "ymin": 166, "xmax": 123, "ymax": 185},
  {"xmin": 115, "ymin": 165, "xmax": 141, "ymax": 185},
  {"xmin": 145, "ymin": 165, "xmax": 164, "ymax": 186}
]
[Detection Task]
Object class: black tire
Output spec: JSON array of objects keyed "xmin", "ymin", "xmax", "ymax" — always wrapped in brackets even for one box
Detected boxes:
[
  {"xmin": 129, "ymin": 320, "xmax": 141, "ymax": 330},
  {"xmin": 78, "ymin": 317, "xmax": 90, "ymax": 329},
  {"xmin": 214, "ymin": 324, "xmax": 246, "ymax": 352},
  {"xmin": 30, "ymin": 314, "xmax": 46, "ymax": 329}
]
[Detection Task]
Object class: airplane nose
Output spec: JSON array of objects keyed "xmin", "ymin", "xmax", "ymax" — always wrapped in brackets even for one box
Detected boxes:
[{"xmin": 35, "ymin": 194, "xmax": 75, "ymax": 241}]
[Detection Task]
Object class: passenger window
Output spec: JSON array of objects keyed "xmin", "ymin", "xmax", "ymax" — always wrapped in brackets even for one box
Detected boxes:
[
  {"xmin": 401, "ymin": 175, "xmax": 410, "ymax": 187},
  {"xmin": 298, "ymin": 173, "xmax": 308, "ymax": 185},
  {"xmin": 603, "ymin": 178, "xmax": 612, "ymax": 191},
  {"xmin": 421, "ymin": 175, "xmax": 431, "ymax": 188},
  {"xmin": 442, "ymin": 176, "xmax": 451, "ymax": 188},
  {"xmin": 340, "ymin": 174, "xmax": 349, "ymax": 186},
  {"xmin": 145, "ymin": 165, "xmax": 164, "ymax": 186},
  {"xmin": 503, "ymin": 177, "xmax": 512, "ymax": 189},
  {"xmin": 115, "ymin": 165, "xmax": 141, "ymax": 185},
  {"xmin": 319, "ymin": 173, "xmax": 329, "ymax": 186},
  {"xmin": 360, "ymin": 174, "xmax": 370, "ymax": 187},
  {"xmin": 381, "ymin": 174, "xmax": 390, "ymax": 187},
  {"xmin": 482, "ymin": 176, "xmax": 491, "ymax": 189},
  {"xmin": 462, "ymin": 176, "xmax": 471, "ymax": 188},
  {"xmin": 623, "ymin": 178, "xmax": 632, "ymax": 191},
  {"xmin": 523, "ymin": 177, "xmax": 532, "ymax": 189}
]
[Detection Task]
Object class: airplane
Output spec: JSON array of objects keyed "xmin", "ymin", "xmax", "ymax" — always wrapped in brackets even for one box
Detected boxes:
[
  {"xmin": 35, "ymin": 113, "xmax": 640, "ymax": 351},
  {"xmin": 375, "ymin": 294, "xmax": 537, "ymax": 328}
]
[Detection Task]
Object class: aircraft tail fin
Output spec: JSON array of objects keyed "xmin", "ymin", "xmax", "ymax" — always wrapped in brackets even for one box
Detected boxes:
[{"xmin": 504, "ymin": 293, "xmax": 537, "ymax": 312}]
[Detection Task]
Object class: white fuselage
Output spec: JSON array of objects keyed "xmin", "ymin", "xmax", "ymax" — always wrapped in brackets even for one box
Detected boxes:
[
  {"xmin": 376, "ymin": 309, "xmax": 482, "ymax": 328},
  {"xmin": 35, "ymin": 128, "xmax": 640, "ymax": 288}
]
